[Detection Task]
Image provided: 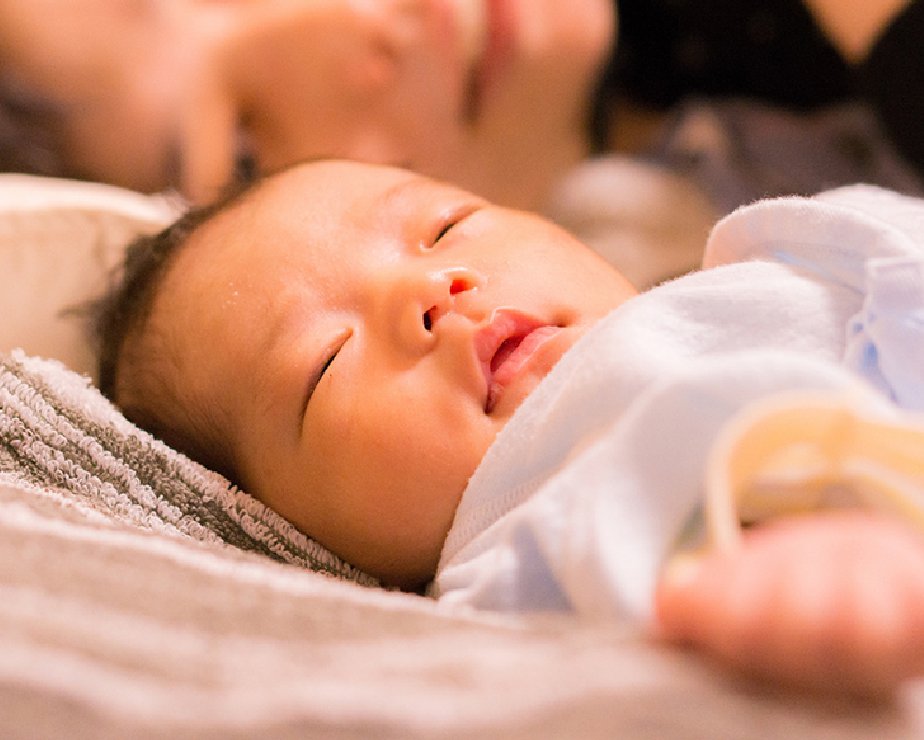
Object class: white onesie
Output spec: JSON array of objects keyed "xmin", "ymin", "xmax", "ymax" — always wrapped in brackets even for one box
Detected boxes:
[{"xmin": 432, "ymin": 185, "xmax": 924, "ymax": 620}]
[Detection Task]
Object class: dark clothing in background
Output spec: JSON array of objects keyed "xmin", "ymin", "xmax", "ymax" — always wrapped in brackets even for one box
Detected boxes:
[
  {"xmin": 595, "ymin": 0, "xmax": 924, "ymax": 179},
  {"xmin": 594, "ymin": 0, "xmax": 924, "ymax": 207},
  {"xmin": 654, "ymin": 100, "xmax": 924, "ymax": 213},
  {"xmin": 862, "ymin": 1, "xmax": 924, "ymax": 175},
  {"xmin": 607, "ymin": 0, "xmax": 851, "ymax": 110}
]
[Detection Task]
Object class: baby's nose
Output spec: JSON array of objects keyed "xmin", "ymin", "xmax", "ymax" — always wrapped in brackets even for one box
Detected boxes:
[
  {"xmin": 422, "ymin": 272, "xmax": 480, "ymax": 332},
  {"xmin": 388, "ymin": 266, "xmax": 483, "ymax": 352}
]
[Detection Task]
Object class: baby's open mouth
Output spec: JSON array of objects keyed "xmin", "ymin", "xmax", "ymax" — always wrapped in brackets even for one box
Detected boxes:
[
  {"xmin": 490, "ymin": 334, "xmax": 526, "ymax": 374},
  {"xmin": 476, "ymin": 310, "xmax": 562, "ymax": 413}
]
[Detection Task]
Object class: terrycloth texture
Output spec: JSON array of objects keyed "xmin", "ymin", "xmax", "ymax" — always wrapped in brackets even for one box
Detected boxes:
[
  {"xmin": 3, "ymin": 192, "xmax": 924, "ymax": 736},
  {"xmin": 435, "ymin": 185, "xmax": 924, "ymax": 620},
  {"xmin": 724, "ymin": 184, "xmax": 924, "ymax": 410},
  {"xmin": 0, "ymin": 349, "xmax": 376, "ymax": 584},
  {"xmin": 6, "ymin": 477, "xmax": 924, "ymax": 739},
  {"xmin": 8, "ymin": 357, "xmax": 924, "ymax": 736}
]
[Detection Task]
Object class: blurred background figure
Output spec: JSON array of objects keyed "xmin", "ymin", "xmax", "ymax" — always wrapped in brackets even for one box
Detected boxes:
[
  {"xmin": 1, "ymin": 0, "xmax": 921, "ymax": 285},
  {"xmin": 0, "ymin": 0, "xmax": 612, "ymax": 208}
]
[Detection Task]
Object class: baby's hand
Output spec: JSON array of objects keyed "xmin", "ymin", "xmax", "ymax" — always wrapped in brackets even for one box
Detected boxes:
[{"xmin": 654, "ymin": 512, "xmax": 924, "ymax": 697}]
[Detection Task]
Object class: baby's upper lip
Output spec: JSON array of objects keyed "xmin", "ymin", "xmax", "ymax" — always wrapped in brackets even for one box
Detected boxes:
[{"xmin": 474, "ymin": 309, "xmax": 553, "ymax": 413}]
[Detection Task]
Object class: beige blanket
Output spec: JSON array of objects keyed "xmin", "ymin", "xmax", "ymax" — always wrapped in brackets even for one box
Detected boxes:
[
  {"xmin": 2, "ymin": 173, "xmax": 924, "ymax": 737},
  {"xmin": 3, "ymin": 354, "xmax": 924, "ymax": 738}
]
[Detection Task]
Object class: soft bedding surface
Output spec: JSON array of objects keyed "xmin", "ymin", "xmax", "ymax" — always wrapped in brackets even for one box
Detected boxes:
[
  {"xmin": 0, "ymin": 175, "xmax": 178, "ymax": 380},
  {"xmin": 0, "ymin": 350, "xmax": 371, "ymax": 582},
  {"xmin": 3, "ymin": 351, "xmax": 924, "ymax": 738},
  {"xmin": 3, "ymin": 174, "xmax": 924, "ymax": 737}
]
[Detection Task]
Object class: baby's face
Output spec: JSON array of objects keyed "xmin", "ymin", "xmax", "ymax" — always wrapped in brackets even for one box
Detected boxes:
[
  {"xmin": 3, "ymin": 0, "xmax": 612, "ymax": 209},
  {"xmin": 146, "ymin": 161, "xmax": 636, "ymax": 587}
]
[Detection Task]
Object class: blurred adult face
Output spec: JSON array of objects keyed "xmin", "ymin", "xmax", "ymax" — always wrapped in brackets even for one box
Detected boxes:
[{"xmin": 0, "ymin": 0, "xmax": 614, "ymax": 208}]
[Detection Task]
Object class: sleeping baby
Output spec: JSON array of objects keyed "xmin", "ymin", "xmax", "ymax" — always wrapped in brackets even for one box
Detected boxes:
[{"xmin": 95, "ymin": 159, "xmax": 924, "ymax": 696}]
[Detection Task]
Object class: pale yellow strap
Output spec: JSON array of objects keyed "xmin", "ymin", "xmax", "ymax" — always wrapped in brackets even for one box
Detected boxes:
[{"xmin": 705, "ymin": 392, "xmax": 924, "ymax": 551}]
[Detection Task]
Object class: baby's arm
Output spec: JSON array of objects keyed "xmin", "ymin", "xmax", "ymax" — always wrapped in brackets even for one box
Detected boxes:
[{"xmin": 655, "ymin": 511, "xmax": 924, "ymax": 697}]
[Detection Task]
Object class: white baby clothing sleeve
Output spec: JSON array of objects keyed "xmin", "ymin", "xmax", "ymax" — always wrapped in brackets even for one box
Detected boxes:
[
  {"xmin": 436, "ymin": 185, "xmax": 924, "ymax": 623},
  {"xmin": 846, "ymin": 257, "xmax": 924, "ymax": 410}
]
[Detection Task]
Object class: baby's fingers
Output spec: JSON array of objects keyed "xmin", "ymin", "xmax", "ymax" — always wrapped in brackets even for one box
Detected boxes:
[
  {"xmin": 655, "ymin": 513, "xmax": 924, "ymax": 697},
  {"xmin": 654, "ymin": 542, "xmax": 795, "ymax": 685}
]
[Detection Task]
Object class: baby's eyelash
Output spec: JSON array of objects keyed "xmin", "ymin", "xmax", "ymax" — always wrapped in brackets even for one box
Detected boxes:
[
  {"xmin": 308, "ymin": 346, "xmax": 340, "ymax": 402},
  {"xmin": 434, "ymin": 221, "xmax": 457, "ymax": 243},
  {"xmin": 428, "ymin": 204, "xmax": 481, "ymax": 248},
  {"xmin": 301, "ymin": 331, "xmax": 352, "ymax": 425},
  {"xmin": 424, "ymin": 219, "xmax": 457, "ymax": 250},
  {"xmin": 318, "ymin": 350, "xmax": 337, "ymax": 382}
]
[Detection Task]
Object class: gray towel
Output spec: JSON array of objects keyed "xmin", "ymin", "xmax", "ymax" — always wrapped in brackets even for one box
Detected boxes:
[{"xmin": 0, "ymin": 348, "xmax": 377, "ymax": 586}]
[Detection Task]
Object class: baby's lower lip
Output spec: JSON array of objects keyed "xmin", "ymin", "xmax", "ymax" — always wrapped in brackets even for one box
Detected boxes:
[{"xmin": 485, "ymin": 325, "xmax": 562, "ymax": 413}]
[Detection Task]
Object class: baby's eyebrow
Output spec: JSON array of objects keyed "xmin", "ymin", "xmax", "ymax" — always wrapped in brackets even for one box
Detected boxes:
[
  {"xmin": 377, "ymin": 175, "xmax": 444, "ymax": 217},
  {"xmin": 381, "ymin": 175, "xmax": 423, "ymax": 203}
]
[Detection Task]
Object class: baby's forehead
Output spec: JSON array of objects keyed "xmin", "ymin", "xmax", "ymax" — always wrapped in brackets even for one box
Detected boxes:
[
  {"xmin": 245, "ymin": 160, "xmax": 435, "ymax": 223},
  {"xmin": 181, "ymin": 163, "xmax": 432, "ymax": 266},
  {"xmin": 157, "ymin": 160, "xmax": 465, "ymax": 349}
]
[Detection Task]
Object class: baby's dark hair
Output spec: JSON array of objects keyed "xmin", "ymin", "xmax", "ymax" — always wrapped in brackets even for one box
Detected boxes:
[{"xmin": 92, "ymin": 179, "xmax": 258, "ymax": 477}]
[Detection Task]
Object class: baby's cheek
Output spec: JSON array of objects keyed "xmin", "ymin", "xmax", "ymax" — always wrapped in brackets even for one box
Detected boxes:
[{"xmin": 375, "ymin": 393, "xmax": 487, "ymax": 493}]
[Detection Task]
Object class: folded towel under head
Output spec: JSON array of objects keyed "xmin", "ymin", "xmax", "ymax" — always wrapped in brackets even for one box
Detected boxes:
[{"xmin": 0, "ymin": 349, "xmax": 377, "ymax": 586}]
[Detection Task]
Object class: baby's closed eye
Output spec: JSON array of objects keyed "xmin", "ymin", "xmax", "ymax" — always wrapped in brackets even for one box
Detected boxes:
[{"xmin": 300, "ymin": 330, "xmax": 352, "ymax": 424}]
